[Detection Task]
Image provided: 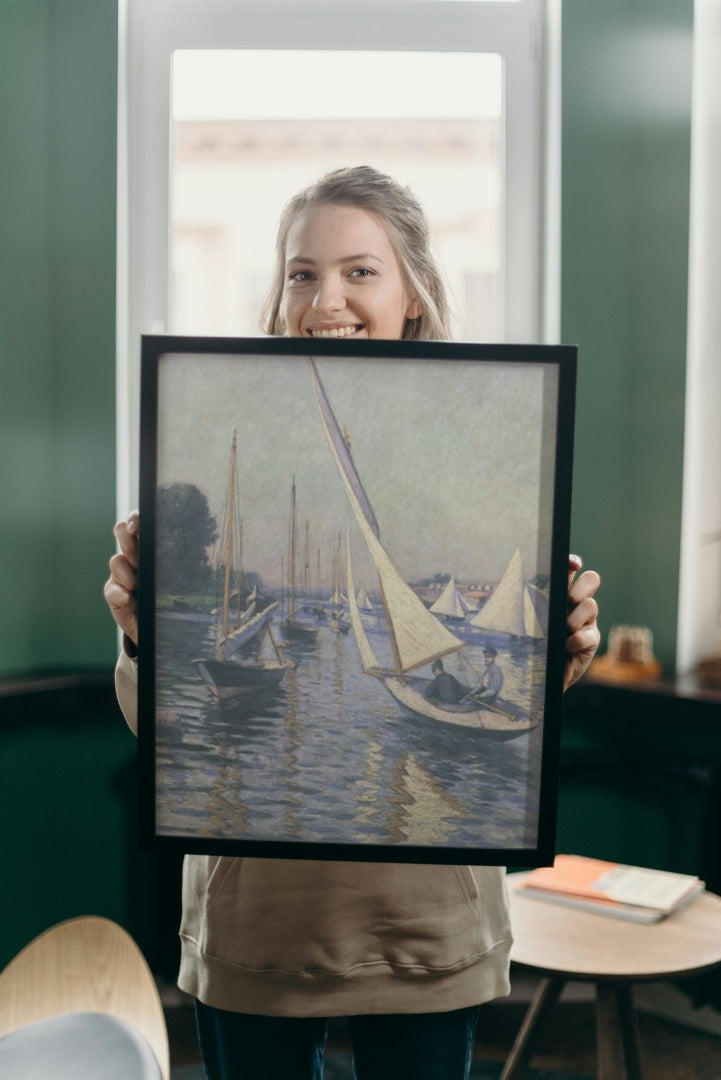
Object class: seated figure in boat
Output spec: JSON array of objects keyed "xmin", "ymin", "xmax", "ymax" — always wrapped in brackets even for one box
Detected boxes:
[
  {"xmin": 465, "ymin": 646, "xmax": 504, "ymax": 704},
  {"xmin": 424, "ymin": 659, "xmax": 469, "ymax": 704}
]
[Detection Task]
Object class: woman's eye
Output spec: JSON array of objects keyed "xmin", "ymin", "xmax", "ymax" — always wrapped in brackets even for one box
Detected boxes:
[
  {"xmin": 288, "ymin": 269, "xmax": 313, "ymax": 283},
  {"xmin": 349, "ymin": 267, "xmax": 374, "ymax": 279}
]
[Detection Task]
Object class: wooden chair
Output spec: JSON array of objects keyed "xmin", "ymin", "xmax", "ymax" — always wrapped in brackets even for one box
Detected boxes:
[{"xmin": 0, "ymin": 915, "xmax": 170, "ymax": 1079}]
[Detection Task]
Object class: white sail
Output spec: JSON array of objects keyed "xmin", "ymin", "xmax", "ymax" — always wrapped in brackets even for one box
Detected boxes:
[
  {"xmin": 470, "ymin": 548, "xmax": 542, "ymax": 638},
  {"xmin": 222, "ymin": 600, "xmax": 280, "ymax": 656},
  {"xmin": 356, "ymin": 586, "xmax": 374, "ymax": 611},
  {"xmin": 524, "ymin": 583, "xmax": 548, "ymax": 638},
  {"xmin": 429, "ymin": 576, "xmax": 467, "ymax": 618},
  {"xmin": 310, "ymin": 360, "xmax": 463, "ymax": 675},
  {"xmin": 346, "ymin": 531, "xmax": 382, "ymax": 674}
]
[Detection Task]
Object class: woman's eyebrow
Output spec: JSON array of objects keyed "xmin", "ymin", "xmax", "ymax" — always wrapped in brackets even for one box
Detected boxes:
[
  {"xmin": 338, "ymin": 253, "xmax": 384, "ymax": 264},
  {"xmin": 286, "ymin": 253, "xmax": 384, "ymax": 266}
]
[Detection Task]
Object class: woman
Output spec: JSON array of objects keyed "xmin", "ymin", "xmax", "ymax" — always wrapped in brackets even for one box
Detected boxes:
[{"xmin": 106, "ymin": 166, "xmax": 601, "ymax": 1080}]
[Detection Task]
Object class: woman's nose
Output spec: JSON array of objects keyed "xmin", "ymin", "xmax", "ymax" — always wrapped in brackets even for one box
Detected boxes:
[{"xmin": 313, "ymin": 274, "xmax": 345, "ymax": 314}]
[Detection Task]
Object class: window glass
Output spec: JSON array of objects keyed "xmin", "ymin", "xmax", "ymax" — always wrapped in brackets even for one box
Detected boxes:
[{"xmin": 170, "ymin": 50, "xmax": 503, "ymax": 340}]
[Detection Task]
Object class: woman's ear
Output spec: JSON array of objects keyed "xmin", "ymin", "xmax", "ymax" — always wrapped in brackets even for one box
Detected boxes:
[{"xmin": 406, "ymin": 296, "xmax": 422, "ymax": 320}]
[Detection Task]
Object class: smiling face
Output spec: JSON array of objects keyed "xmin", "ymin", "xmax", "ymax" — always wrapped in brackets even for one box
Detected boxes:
[{"xmin": 280, "ymin": 203, "xmax": 421, "ymax": 340}]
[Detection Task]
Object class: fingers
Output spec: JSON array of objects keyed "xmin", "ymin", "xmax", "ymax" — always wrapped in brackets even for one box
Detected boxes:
[
  {"xmin": 568, "ymin": 567, "xmax": 601, "ymax": 610},
  {"xmin": 567, "ymin": 553, "xmax": 583, "ymax": 587},
  {"xmin": 107, "ymin": 550, "xmax": 137, "ymax": 591},
  {"xmin": 565, "ymin": 621, "xmax": 601, "ymax": 658},
  {"xmin": 105, "ymin": 511, "xmax": 140, "ymax": 645},
  {"xmin": 113, "ymin": 510, "xmax": 139, "ymax": 568},
  {"xmin": 103, "ymin": 574, "xmax": 139, "ymax": 644},
  {"xmin": 564, "ymin": 558, "xmax": 601, "ymax": 690}
]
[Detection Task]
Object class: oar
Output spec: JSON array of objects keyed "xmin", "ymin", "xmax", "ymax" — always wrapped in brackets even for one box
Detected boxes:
[{"xmin": 465, "ymin": 695, "xmax": 522, "ymax": 722}]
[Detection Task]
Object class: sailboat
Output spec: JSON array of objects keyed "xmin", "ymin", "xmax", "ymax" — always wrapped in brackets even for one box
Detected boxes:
[
  {"xmin": 328, "ymin": 532, "xmax": 351, "ymax": 634},
  {"xmin": 429, "ymin": 576, "xmax": 474, "ymax": 621},
  {"xmin": 282, "ymin": 477, "xmax": 319, "ymax": 641},
  {"xmin": 356, "ymin": 586, "xmax": 376, "ymax": 612},
  {"xmin": 193, "ymin": 431, "xmax": 294, "ymax": 703},
  {"xmin": 310, "ymin": 360, "xmax": 538, "ymax": 739},
  {"xmin": 470, "ymin": 548, "xmax": 546, "ymax": 643}
]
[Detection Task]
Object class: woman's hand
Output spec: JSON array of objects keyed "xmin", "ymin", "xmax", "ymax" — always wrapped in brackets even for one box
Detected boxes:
[
  {"xmin": 564, "ymin": 554, "xmax": 600, "ymax": 691},
  {"xmin": 104, "ymin": 510, "xmax": 139, "ymax": 646}
]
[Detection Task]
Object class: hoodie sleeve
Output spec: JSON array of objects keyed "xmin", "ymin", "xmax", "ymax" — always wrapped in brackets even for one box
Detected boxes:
[{"xmin": 115, "ymin": 643, "xmax": 139, "ymax": 736}]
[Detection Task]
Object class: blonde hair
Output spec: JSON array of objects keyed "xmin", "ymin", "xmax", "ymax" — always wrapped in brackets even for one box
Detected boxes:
[{"xmin": 261, "ymin": 165, "xmax": 453, "ymax": 341}]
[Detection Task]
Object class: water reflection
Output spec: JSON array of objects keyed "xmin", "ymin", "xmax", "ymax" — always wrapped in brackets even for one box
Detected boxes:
[{"xmin": 154, "ymin": 611, "xmax": 546, "ymax": 851}]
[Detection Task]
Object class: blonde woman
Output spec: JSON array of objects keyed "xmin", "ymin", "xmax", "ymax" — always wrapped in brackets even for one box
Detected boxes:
[{"xmin": 106, "ymin": 166, "xmax": 600, "ymax": 1080}]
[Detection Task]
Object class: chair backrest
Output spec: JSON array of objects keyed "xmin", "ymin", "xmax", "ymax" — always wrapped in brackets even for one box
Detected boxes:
[{"xmin": 0, "ymin": 915, "xmax": 170, "ymax": 1080}]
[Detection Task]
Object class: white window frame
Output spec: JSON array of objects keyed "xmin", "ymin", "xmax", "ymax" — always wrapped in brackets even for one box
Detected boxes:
[
  {"xmin": 117, "ymin": 0, "xmax": 558, "ymax": 512},
  {"xmin": 676, "ymin": 0, "xmax": 721, "ymax": 674}
]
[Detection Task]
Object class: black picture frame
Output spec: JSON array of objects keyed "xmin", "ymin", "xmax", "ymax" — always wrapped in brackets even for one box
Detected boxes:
[{"xmin": 137, "ymin": 335, "xmax": 576, "ymax": 865}]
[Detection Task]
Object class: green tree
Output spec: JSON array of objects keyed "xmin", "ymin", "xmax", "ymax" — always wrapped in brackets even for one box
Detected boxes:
[{"xmin": 156, "ymin": 484, "xmax": 217, "ymax": 596}]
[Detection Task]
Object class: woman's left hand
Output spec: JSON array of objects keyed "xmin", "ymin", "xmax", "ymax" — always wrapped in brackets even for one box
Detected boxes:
[{"xmin": 564, "ymin": 554, "xmax": 601, "ymax": 691}]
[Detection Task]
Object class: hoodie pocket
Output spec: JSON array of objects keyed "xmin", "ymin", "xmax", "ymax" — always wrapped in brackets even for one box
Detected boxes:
[{"xmin": 182, "ymin": 856, "xmax": 509, "ymax": 975}]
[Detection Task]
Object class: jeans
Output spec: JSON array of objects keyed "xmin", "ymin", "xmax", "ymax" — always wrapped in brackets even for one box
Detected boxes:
[{"xmin": 195, "ymin": 1000, "xmax": 481, "ymax": 1080}]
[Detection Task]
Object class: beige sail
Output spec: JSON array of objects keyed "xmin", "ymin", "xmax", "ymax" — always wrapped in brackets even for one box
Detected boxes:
[
  {"xmin": 523, "ymin": 585, "xmax": 546, "ymax": 639},
  {"xmin": 429, "ymin": 576, "xmax": 468, "ymax": 618},
  {"xmin": 345, "ymin": 530, "xmax": 382, "ymax": 675},
  {"xmin": 311, "ymin": 361, "xmax": 462, "ymax": 675},
  {"xmin": 471, "ymin": 547, "xmax": 543, "ymax": 639},
  {"xmin": 356, "ymin": 586, "xmax": 374, "ymax": 611}
]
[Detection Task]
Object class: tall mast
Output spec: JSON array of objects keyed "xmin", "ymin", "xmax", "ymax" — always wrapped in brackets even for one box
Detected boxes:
[
  {"xmin": 304, "ymin": 520, "xmax": 311, "ymax": 601},
  {"xmin": 288, "ymin": 476, "xmax": 297, "ymax": 618},
  {"xmin": 220, "ymin": 430, "xmax": 238, "ymax": 660}
]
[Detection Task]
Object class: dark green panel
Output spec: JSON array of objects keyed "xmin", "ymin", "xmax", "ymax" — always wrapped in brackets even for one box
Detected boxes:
[
  {"xmin": 0, "ymin": 686, "xmax": 132, "ymax": 967},
  {"xmin": 0, "ymin": 682, "xmax": 185, "ymax": 975},
  {"xmin": 47, "ymin": 0, "xmax": 118, "ymax": 666},
  {"xmin": 562, "ymin": 1, "xmax": 693, "ymax": 669},
  {"xmin": 0, "ymin": 2, "xmax": 55, "ymax": 672},
  {"xmin": 559, "ymin": 682, "xmax": 721, "ymax": 889},
  {"xmin": 0, "ymin": 0, "xmax": 118, "ymax": 673}
]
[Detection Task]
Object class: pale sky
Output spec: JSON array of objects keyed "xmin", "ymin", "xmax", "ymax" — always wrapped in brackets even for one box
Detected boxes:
[{"xmin": 154, "ymin": 350, "xmax": 559, "ymax": 592}]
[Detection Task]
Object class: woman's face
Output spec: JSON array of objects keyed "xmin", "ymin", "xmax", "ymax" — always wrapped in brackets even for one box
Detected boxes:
[{"xmin": 280, "ymin": 203, "xmax": 421, "ymax": 340}]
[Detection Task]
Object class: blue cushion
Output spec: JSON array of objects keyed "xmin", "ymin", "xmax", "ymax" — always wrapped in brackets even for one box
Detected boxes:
[{"xmin": 0, "ymin": 1011, "xmax": 162, "ymax": 1079}]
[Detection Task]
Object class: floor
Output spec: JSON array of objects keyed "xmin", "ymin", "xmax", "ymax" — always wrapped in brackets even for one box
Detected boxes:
[{"xmin": 164, "ymin": 978, "xmax": 721, "ymax": 1079}]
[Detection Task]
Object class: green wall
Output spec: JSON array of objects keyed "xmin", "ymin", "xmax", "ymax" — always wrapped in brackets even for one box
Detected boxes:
[
  {"xmin": 0, "ymin": 0, "xmax": 118, "ymax": 675},
  {"xmin": 562, "ymin": 0, "xmax": 693, "ymax": 669}
]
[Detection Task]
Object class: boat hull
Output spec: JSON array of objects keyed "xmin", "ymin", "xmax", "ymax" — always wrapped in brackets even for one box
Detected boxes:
[
  {"xmin": 382, "ymin": 675, "xmax": 539, "ymax": 740},
  {"xmin": 282, "ymin": 614, "xmax": 319, "ymax": 641},
  {"xmin": 192, "ymin": 657, "xmax": 291, "ymax": 704}
]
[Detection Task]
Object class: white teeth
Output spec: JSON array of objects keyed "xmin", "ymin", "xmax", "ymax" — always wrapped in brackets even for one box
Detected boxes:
[{"xmin": 310, "ymin": 326, "xmax": 359, "ymax": 338}]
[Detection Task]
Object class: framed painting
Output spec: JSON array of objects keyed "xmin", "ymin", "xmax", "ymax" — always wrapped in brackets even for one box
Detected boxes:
[{"xmin": 137, "ymin": 336, "xmax": 576, "ymax": 865}]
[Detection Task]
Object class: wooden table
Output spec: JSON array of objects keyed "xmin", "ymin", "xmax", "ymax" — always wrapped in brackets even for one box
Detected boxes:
[{"xmin": 502, "ymin": 873, "xmax": 721, "ymax": 1080}]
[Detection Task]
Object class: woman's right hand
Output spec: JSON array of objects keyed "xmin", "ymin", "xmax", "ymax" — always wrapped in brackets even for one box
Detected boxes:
[{"xmin": 104, "ymin": 510, "xmax": 139, "ymax": 646}]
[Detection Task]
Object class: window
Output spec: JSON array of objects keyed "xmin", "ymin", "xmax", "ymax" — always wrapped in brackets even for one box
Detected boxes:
[
  {"xmin": 169, "ymin": 49, "xmax": 503, "ymax": 340},
  {"xmin": 118, "ymin": 0, "xmax": 557, "ymax": 509}
]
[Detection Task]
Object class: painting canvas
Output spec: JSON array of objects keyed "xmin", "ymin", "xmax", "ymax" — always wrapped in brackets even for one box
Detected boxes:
[{"xmin": 137, "ymin": 336, "xmax": 576, "ymax": 864}]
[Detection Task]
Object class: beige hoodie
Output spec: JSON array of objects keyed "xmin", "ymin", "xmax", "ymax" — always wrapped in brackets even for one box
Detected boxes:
[{"xmin": 116, "ymin": 650, "xmax": 512, "ymax": 1016}]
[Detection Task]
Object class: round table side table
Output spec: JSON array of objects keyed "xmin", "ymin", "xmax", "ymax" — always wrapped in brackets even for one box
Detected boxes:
[{"xmin": 502, "ymin": 872, "xmax": 721, "ymax": 1080}]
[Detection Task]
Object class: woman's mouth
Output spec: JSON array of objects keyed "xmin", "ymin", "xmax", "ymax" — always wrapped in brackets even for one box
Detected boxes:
[{"xmin": 307, "ymin": 324, "xmax": 364, "ymax": 339}]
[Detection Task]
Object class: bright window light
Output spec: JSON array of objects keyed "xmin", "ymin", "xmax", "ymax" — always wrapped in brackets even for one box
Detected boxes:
[{"xmin": 170, "ymin": 50, "xmax": 503, "ymax": 341}]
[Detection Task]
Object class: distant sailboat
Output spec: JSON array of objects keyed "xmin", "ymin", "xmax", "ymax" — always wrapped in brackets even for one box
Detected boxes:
[
  {"xmin": 282, "ymin": 476, "xmax": 319, "ymax": 641},
  {"xmin": 310, "ymin": 360, "xmax": 538, "ymax": 739},
  {"xmin": 356, "ymin": 586, "xmax": 375, "ymax": 611},
  {"xmin": 429, "ymin": 576, "xmax": 473, "ymax": 620},
  {"xmin": 193, "ymin": 431, "xmax": 294, "ymax": 703},
  {"xmin": 328, "ymin": 532, "xmax": 351, "ymax": 634},
  {"xmin": 470, "ymin": 548, "xmax": 545, "ymax": 642}
]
